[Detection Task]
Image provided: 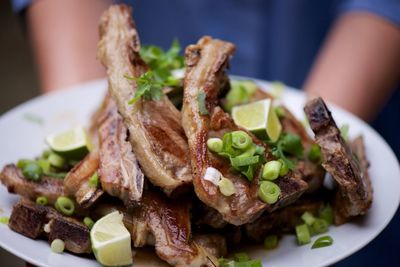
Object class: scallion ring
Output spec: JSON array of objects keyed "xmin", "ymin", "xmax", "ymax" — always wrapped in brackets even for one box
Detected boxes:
[
  {"xmin": 311, "ymin": 235, "xmax": 333, "ymax": 249},
  {"xmin": 51, "ymin": 239, "xmax": 65, "ymax": 253},
  {"xmin": 262, "ymin": 160, "xmax": 282, "ymax": 181},
  {"xmin": 295, "ymin": 224, "xmax": 311, "ymax": 245},
  {"xmin": 258, "ymin": 181, "xmax": 281, "ymax": 204},
  {"xmin": 231, "ymin": 131, "xmax": 252, "ymax": 150},
  {"xmin": 55, "ymin": 196, "xmax": 75, "ymax": 216},
  {"xmin": 36, "ymin": 196, "xmax": 48, "ymax": 206},
  {"xmin": 207, "ymin": 138, "xmax": 223, "ymax": 153},
  {"xmin": 264, "ymin": 235, "xmax": 278, "ymax": 250},
  {"xmin": 83, "ymin": 217, "xmax": 94, "ymax": 229}
]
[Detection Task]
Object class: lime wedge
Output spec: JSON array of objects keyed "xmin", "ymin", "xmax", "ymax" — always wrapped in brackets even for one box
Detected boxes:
[
  {"xmin": 232, "ymin": 99, "xmax": 282, "ymax": 142},
  {"xmin": 45, "ymin": 126, "xmax": 90, "ymax": 160},
  {"xmin": 90, "ymin": 211, "xmax": 132, "ymax": 266}
]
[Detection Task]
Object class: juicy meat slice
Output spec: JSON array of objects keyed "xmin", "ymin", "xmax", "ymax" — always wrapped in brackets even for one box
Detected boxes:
[
  {"xmin": 97, "ymin": 94, "xmax": 144, "ymax": 206},
  {"xmin": 64, "ymin": 151, "xmax": 103, "ymax": 208},
  {"xmin": 98, "ymin": 4, "xmax": 191, "ymax": 196},
  {"xmin": 130, "ymin": 191, "xmax": 217, "ymax": 267},
  {"xmin": 9, "ymin": 199, "xmax": 91, "ymax": 253},
  {"xmin": 304, "ymin": 97, "xmax": 373, "ymax": 224},
  {"xmin": 245, "ymin": 194, "xmax": 324, "ymax": 241},
  {"xmin": 182, "ymin": 36, "xmax": 307, "ymax": 225},
  {"xmin": 9, "ymin": 198, "xmax": 48, "ymax": 239},
  {"xmin": 0, "ymin": 164, "xmax": 64, "ymax": 204},
  {"xmin": 48, "ymin": 215, "xmax": 91, "ymax": 254},
  {"xmin": 193, "ymin": 234, "xmax": 227, "ymax": 259}
]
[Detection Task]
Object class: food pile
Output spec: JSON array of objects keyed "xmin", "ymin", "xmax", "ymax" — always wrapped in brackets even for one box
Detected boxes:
[{"xmin": 0, "ymin": 4, "xmax": 372, "ymax": 267}]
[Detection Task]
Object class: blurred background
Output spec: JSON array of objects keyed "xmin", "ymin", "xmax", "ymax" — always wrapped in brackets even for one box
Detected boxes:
[
  {"xmin": 0, "ymin": 0, "xmax": 39, "ymax": 115},
  {"xmin": 0, "ymin": 1, "xmax": 36, "ymax": 266}
]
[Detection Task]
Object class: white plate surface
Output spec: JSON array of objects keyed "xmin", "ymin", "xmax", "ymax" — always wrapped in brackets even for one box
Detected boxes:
[{"xmin": 0, "ymin": 78, "xmax": 399, "ymax": 267}]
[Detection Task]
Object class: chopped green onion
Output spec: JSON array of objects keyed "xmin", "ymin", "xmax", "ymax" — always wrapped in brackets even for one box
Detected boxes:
[
  {"xmin": 238, "ymin": 145, "xmax": 257, "ymax": 158},
  {"xmin": 319, "ymin": 204, "xmax": 334, "ymax": 225},
  {"xmin": 312, "ymin": 235, "xmax": 333, "ymax": 249},
  {"xmin": 218, "ymin": 177, "xmax": 236, "ymax": 196},
  {"xmin": 88, "ymin": 172, "xmax": 99, "ymax": 187},
  {"xmin": 231, "ymin": 131, "xmax": 252, "ymax": 150},
  {"xmin": 0, "ymin": 216, "xmax": 9, "ymax": 225},
  {"xmin": 295, "ymin": 224, "xmax": 311, "ymax": 245},
  {"xmin": 262, "ymin": 161, "xmax": 282, "ymax": 181},
  {"xmin": 274, "ymin": 106, "xmax": 286, "ymax": 118},
  {"xmin": 340, "ymin": 124, "xmax": 349, "ymax": 141},
  {"xmin": 48, "ymin": 153, "xmax": 65, "ymax": 168},
  {"xmin": 278, "ymin": 159, "xmax": 289, "ymax": 176},
  {"xmin": 37, "ymin": 159, "xmax": 51, "ymax": 173},
  {"xmin": 51, "ymin": 239, "xmax": 65, "ymax": 253},
  {"xmin": 301, "ymin": 211, "xmax": 316, "ymax": 226},
  {"xmin": 234, "ymin": 252, "xmax": 249, "ymax": 262},
  {"xmin": 207, "ymin": 138, "xmax": 223, "ymax": 153},
  {"xmin": 36, "ymin": 196, "xmax": 48, "ymax": 206},
  {"xmin": 308, "ymin": 144, "xmax": 322, "ymax": 163},
  {"xmin": 241, "ymin": 165, "xmax": 254, "ymax": 181},
  {"xmin": 231, "ymin": 155, "xmax": 259, "ymax": 168},
  {"xmin": 16, "ymin": 159, "xmax": 31, "ymax": 169},
  {"xmin": 311, "ymin": 218, "xmax": 329, "ymax": 234},
  {"xmin": 198, "ymin": 90, "xmax": 209, "ymax": 115},
  {"xmin": 22, "ymin": 162, "xmax": 43, "ymax": 182},
  {"xmin": 264, "ymin": 235, "xmax": 278, "ymax": 250},
  {"xmin": 83, "ymin": 217, "xmax": 95, "ymax": 229},
  {"xmin": 55, "ymin": 196, "xmax": 75, "ymax": 216},
  {"xmin": 258, "ymin": 181, "xmax": 280, "ymax": 204},
  {"xmin": 219, "ymin": 132, "xmax": 242, "ymax": 158}
]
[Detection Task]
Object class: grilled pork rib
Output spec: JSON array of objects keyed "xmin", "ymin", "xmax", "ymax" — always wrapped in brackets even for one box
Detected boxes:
[
  {"xmin": 9, "ymin": 199, "xmax": 91, "ymax": 254},
  {"xmin": 98, "ymin": 5, "xmax": 192, "ymax": 196},
  {"xmin": 64, "ymin": 151, "xmax": 103, "ymax": 208},
  {"xmin": 182, "ymin": 36, "xmax": 307, "ymax": 225},
  {"xmin": 0, "ymin": 164, "xmax": 64, "ymax": 204},
  {"xmin": 304, "ymin": 97, "xmax": 372, "ymax": 224},
  {"xmin": 131, "ymin": 191, "xmax": 217, "ymax": 267},
  {"xmin": 97, "ymin": 94, "xmax": 144, "ymax": 206}
]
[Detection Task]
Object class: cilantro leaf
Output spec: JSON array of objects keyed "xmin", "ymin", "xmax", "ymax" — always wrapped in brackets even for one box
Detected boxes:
[
  {"xmin": 268, "ymin": 133, "xmax": 304, "ymax": 170},
  {"xmin": 127, "ymin": 71, "xmax": 164, "ymax": 104}
]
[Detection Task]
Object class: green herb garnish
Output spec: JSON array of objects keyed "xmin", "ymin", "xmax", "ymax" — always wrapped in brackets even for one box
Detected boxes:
[
  {"xmin": 197, "ymin": 91, "xmax": 209, "ymax": 115},
  {"xmin": 127, "ymin": 71, "xmax": 164, "ymax": 104},
  {"xmin": 0, "ymin": 216, "xmax": 9, "ymax": 225},
  {"xmin": 269, "ymin": 133, "xmax": 304, "ymax": 170}
]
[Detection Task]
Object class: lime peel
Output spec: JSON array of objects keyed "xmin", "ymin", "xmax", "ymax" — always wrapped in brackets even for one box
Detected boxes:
[
  {"xmin": 90, "ymin": 211, "xmax": 133, "ymax": 266},
  {"xmin": 232, "ymin": 99, "xmax": 282, "ymax": 142}
]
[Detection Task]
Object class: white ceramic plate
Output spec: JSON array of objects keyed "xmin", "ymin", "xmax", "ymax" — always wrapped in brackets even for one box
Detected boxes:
[{"xmin": 0, "ymin": 78, "xmax": 399, "ymax": 267}]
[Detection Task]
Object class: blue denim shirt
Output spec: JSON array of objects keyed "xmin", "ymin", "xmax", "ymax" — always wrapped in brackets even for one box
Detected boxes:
[{"xmin": 11, "ymin": 0, "xmax": 400, "ymax": 266}]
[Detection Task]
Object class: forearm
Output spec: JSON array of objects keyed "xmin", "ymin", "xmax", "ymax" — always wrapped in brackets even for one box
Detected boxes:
[
  {"xmin": 27, "ymin": 0, "xmax": 112, "ymax": 93},
  {"xmin": 304, "ymin": 12, "xmax": 400, "ymax": 122}
]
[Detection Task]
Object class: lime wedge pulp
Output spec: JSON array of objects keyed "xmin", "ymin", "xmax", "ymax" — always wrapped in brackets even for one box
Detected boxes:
[
  {"xmin": 90, "ymin": 211, "xmax": 133, "ymax": 266},
  {"xmin": 232, "ymin": 99, "xmax": 282, "ymax": 142},
  {"xmin": 45, "ymin": 126, "xmax": 91, "ymax": 160}
]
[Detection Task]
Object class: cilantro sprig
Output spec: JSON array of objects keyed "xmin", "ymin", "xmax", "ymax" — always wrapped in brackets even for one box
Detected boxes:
[
  {"xmin": 126, "ymin": 40, "xmax": 185, "ymax": 103},
  {"xmin": 268, "ymin": 133, "xmax": 304, "ymax": 170},
  {"xmin": 126, "ymin": 71, "xmax": 164, "ymax": 104}
]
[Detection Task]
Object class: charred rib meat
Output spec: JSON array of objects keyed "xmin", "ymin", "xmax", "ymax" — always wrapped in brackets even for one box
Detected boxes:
[
  {"xmin": 98, "ymin": 5, "xmax": 192, "ymax": 196},
  {"xmin": 304, "ymin": 97, "xmax": 373, "ymax": 224},
  {"xmin": 97, "ymin": 94, "xmax": 144, "ymax": 206}
]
